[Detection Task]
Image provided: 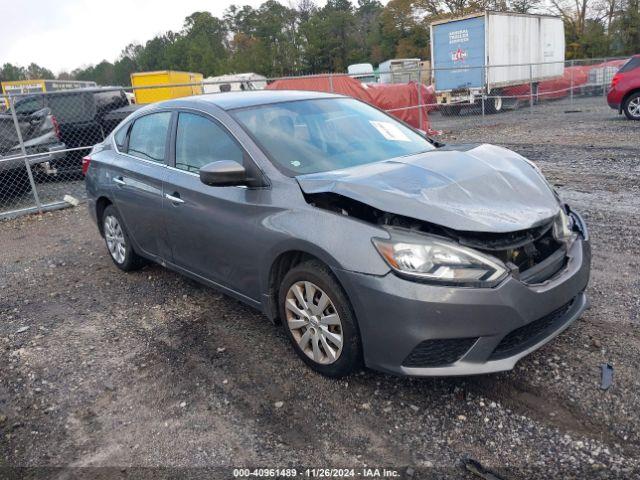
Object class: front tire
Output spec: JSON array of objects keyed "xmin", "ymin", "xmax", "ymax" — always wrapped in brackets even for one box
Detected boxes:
[
  {"xmin": 623, "ymin": 92, "xmax": 640, "ymax": 120},
  {"xmin": 278, "ymin": 260, "xmax": 362, "ymax": 378},
  {"xmin": 101, "ymin": 205, "xmax": 146, "ymax": 271}
]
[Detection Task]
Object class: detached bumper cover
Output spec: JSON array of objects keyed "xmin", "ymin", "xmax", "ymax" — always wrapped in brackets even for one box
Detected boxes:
[{"xmin": 337, "ymin": 219, "xmax": 591, "ymax": 376}]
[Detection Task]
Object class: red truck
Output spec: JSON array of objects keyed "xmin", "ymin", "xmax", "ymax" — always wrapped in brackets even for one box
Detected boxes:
[{"xmin": 607, "ymin": 54, "xmax": 640, "ymax": 120}]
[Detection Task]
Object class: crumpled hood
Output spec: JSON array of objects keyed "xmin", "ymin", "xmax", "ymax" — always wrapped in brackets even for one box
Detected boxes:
[{"xmin": 296, "ymin": 144, "xmax": 560, "ymax": 233}]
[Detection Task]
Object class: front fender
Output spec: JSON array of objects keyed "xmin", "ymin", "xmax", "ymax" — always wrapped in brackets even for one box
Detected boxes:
[{"xmin": 258, "ymin": 207, "xmax": 391, "ymax": 300}]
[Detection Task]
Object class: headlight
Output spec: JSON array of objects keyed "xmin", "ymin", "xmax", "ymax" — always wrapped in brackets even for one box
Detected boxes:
[
  {"xmin": 372, "ymin": 234, "xmax": 507, "ymax": 286},
  {"xmin": 552, "ymin": 208, "xmax": 577, "ymax": 244}
]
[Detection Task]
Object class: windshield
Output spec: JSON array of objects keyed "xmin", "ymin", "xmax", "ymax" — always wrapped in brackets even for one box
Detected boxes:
[{"xmin": 231, "ymin": 98, "xmax": 435, "ymax": 176}]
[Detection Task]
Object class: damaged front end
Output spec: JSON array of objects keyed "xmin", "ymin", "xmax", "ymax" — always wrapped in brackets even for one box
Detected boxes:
[
  {"xmin": 297, "ymin": 143, "xmax": 587, "ymax": 287},
  {"xmin": 304, "ymin": 191, "xmax": 585, "ymax": 287}
]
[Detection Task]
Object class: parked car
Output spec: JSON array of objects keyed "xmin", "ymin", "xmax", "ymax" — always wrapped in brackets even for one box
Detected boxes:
[
  {"xmin": 0, "ymin": 106, "xmax": 66, "ymax": 195},
  {"xmin": 607, "ymin": 54, "xmax": 640, "ymax": 120},
  {"xmin": 11, "ymin": 87, "xmax": 129, "ymax": 172},
  {"xmin": 84, "ymin": 91, "xmax": 590, "ymax": 378}
]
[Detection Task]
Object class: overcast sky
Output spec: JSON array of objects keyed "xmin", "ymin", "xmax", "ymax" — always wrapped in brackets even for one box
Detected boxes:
[{"xmin": 1, "ymin": 0, "xmax": 325, "ymax": 74}]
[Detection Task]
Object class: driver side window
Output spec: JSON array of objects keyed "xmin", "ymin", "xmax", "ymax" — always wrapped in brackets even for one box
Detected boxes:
[{"xmin": 175, "ymin": 112, "xmax": 244, "ymax": 173}]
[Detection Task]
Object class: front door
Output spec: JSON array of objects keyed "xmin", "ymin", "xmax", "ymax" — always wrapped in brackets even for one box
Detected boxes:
[{"xmin": 162, "ymin": 111, "xmax": 266, "ymax": 301}]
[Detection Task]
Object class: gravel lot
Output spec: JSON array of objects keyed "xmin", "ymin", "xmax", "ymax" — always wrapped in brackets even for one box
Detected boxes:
[{"xmin": 1, "ymin": 97, "xmax": 639, "ymax": 479}]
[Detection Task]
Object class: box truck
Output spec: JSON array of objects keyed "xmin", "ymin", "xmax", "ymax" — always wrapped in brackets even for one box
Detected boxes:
[
  {"xmin": 2, "ymin": 79, "xmax": 97, "ymax": 108},
  {"xmin": 430, "ymin": 12, "xmax": 565, "ymax": 114},
  {"xmin": 130, "ymin": 71, "xmax": 203, "ymax": 104},
  {"xmin": 1, "ymin": 79, "xmax": 97, "ymax": 96}
]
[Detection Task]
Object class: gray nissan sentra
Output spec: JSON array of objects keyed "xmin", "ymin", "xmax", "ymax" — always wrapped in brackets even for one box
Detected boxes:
[{"xmin": 84, "ymin": 90, "xmax": 590, "ymax": 378}]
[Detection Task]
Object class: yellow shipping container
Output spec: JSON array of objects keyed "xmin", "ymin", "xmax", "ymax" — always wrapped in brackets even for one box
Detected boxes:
[{"xmin": 131, "ymin": 71, "xmax": 204, "ymax": 104}]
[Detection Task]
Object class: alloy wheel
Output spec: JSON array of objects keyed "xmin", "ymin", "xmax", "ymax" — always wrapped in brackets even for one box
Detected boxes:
[
  {"xmin": 104, "ymin": 214, "xmax": 126, "ymax": 264},
  {"xmin": 285, "ymin": 281, "xmax": 343, "ymax": 365},
  {"xmin": 628, "ymin": 97, "xmax": 640, "ymax": 118}
]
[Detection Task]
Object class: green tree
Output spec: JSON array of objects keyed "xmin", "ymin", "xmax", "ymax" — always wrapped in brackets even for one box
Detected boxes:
[
  {"xmin": 0, "ymin": 63, "xmax": 26, "ymax": 82},
  {"xmin": 178, "ymin": 12, "xmax": 229, "ymax": 75},
  {"xmin": 352, "ymin": 0, "xmax": 385, "ymax": 64},
  {"xmin": 380, "ymin": 0, "xmax": 430, "ymax": 60},
  {"xmin": 25, "ymin": 63, "xmax": 55, "ymax": 80}
]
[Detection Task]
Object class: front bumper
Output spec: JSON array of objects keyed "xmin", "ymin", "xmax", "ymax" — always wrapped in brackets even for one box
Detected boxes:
[
  {"xmin": 338, "ymin": 216, "xmax": 591, "ymax": 377},
  {"xmin": 607, "ymin": 88, "xmax": 622, "ymax": 111},
  {"xmin": 607, "ymin": 100, "xmax": 621, "ymax": 111}
]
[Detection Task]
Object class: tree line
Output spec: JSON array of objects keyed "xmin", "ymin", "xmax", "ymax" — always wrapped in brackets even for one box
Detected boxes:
[{"xmin": 1, "ymin": 0, "xmax": 638, "ymax": 86}]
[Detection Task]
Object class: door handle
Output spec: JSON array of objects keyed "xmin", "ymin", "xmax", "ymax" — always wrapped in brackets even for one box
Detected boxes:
[
  {"xmin": 165, "ymin": 192, "xmax": 184, "ymax": 204},
  {"xmin": 113, "ymin": 176, "xmax": 126, "ymax": 186}
]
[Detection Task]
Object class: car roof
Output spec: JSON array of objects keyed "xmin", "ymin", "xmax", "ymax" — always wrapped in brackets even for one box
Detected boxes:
[{"xmin": 158, "ymin": 90, "xmax": 342, "ymax": 111}]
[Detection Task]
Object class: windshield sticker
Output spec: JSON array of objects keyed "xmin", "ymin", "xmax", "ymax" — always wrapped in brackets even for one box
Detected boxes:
[{"xmin": 369, "ymin": 121, "xmax": 411, "ymax": 142}]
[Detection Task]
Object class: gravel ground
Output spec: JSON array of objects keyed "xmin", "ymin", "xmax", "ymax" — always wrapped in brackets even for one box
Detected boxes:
[
  {"xmin": 0, "ymin": 174, "xmax": 85, "ymax": 220},
  {"xmin": 0, "ymin": 97, "xmax": 639, "ymax": 479}
]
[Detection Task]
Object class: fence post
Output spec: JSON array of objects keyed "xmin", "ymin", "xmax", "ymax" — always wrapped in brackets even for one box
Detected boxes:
[
  {"xmin": 570, "ymin": 59, "xmax": 574, "ymax": 105},
  {"xmin": 482, "ymin": 65, "xmax": 486, "ymax": 119},
  {"xmin": 9, "ymin": 95, "xmax": 42, "ymax": 213},
  {"xmin": 602, "ymin": 57, "xmax": 608, "ymax": 98},
  {"xmin": 417, "ymin": 67, "xmax": 423, "ymax": 130},
  {"xmin": 329, "ymin": 73, "xmax": 334, "ymax": 93},
  {"xmin": 529, "ymin": 63, "xmax": 534, "ymax": 113}
]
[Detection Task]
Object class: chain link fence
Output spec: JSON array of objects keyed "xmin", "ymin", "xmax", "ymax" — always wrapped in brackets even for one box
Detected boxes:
[{"xmin": 0, "ymin": 56, "xmax": 630, "ymax": 220}]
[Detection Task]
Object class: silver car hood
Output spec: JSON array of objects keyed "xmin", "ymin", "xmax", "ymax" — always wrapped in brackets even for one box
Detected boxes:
[{"xmin": 296, "ymin": 144, "xmax": 560, "ymax": 233}]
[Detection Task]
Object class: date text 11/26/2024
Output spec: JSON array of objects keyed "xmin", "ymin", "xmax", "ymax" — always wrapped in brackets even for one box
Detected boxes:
[{"xmin": 233, "ymin": 468, "xmax": 404, "ymax": 478}]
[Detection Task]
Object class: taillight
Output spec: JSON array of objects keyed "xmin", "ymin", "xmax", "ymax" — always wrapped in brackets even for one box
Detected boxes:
[
  {"xmin": 611, "ymin": 73, "xmax": 621, "ymax": 88},
  {"xmin": 51, "ymin": 115, "xmax": 61, "ymax": 139},
  {"xmin": 82, "ymin": 156, "xmax": 91, "ymax": 176}
]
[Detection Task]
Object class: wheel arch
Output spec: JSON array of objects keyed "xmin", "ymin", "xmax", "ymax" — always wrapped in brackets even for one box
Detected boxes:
[
  {"xmin": 263, "ymin": 244, "xmax": 345, "ymax": 323},
  {"xmin": 95, "ymin": 196, "xmax": 114, "ymax": 237},
  {"xmin": 621, "ymin": 88, "xmax": 640, "ymax": 113}
]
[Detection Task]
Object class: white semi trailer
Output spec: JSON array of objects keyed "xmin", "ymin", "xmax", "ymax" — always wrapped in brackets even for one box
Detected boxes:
[{"xmin": 430, "ymin": 11, "xmax": 565, "ymax": 114}]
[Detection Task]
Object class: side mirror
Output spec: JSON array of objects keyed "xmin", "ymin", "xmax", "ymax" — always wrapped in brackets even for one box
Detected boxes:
[{"xmin": 199, "ymin": 160, "xmax": 248, "ymax": 187}]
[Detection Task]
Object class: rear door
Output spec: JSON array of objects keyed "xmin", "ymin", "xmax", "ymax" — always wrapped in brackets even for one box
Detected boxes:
[
  {"xmin": 111, "ymin": 111, "xmax": 173, "ymax": 260},
  {"xmin": 162, "ymin": 110, "xmax": 265, "ymax": 300}
]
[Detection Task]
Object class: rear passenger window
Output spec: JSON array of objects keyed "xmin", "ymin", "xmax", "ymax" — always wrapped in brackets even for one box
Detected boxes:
[
  {"xmin": 127, "ymin": 112, "xmax": 171, "ymax": 163},
  {"xmin": 175, "ymin": 112, "xmax": 244, "ymax": 173}
]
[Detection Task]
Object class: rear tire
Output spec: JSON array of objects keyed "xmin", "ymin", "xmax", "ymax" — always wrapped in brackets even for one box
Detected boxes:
[
  {"xmin": 278, "ymin": 260, "xmax": 362, "ymax": 378},
  {"xmin": 623, "ymin": 92, "xmax": 640, "ymax": 120},
  {"xmin": 101, "ymin": 205, "xmax": 146, "ymax": 271},
  {"xmin": 486, "ymin": 90, "xmax": 503, "ymax": 114}
]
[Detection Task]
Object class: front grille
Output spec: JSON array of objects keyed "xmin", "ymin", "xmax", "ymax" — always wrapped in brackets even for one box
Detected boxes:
[
  {"xmin": 402, "ymin": 338, "xmax": 478, "ymax": 368},
  {"xmin": 489, "ymin": 299, "xmax": 575, "ymax": 360}
]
